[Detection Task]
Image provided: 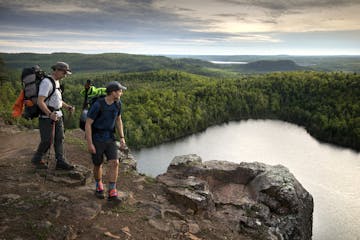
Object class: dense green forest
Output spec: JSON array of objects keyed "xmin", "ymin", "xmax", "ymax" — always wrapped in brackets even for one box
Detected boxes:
[{"xmin": 0, "ymin": 55, "xmax": 359, "ymax": 151}]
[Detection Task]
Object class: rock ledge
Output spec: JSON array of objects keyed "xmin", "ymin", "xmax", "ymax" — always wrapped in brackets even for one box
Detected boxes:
[{"xmin": 157, "ymin": 154, "xmax": 313, "ymax": 240}]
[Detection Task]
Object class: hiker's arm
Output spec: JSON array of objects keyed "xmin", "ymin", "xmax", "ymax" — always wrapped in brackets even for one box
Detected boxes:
[
  {"xmin": 116, "ymin": 115, "xmax": 126, "ymax": 145},
  {"xmin": 62, "ymin": 101, "xmax": 75, "ymax": 113},
  {"xmin": 38, "ymin": 96, "xmax": 57, "ymax": 121},
  {"xmin": 85, "ymin": 118, "xmax": 96, "ymax": 154}
]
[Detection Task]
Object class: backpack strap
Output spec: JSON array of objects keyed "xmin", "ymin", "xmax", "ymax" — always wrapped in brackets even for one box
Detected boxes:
[
  {"xmin": 43, "ymin": 76, "xmax": 61, "ymax": 113},
  {"xmin": 91, "ymin": 97, "xmax": 105, "ymax": 123},
  {"xmin": 91, "ymin": 98, "xmax": 106, "ymax": 134},
  {"xmin": 44, "ymin": 76, "xmax": 57, "ymax": 103},
  {"xmin": 97, "ymin": 97, "xmax": 106, "ymax": 115}
]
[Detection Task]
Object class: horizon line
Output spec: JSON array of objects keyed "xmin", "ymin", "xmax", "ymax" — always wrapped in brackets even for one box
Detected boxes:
[{"xmin": 1, "ymin": 51, "xmax": 360, "ymax": 57}]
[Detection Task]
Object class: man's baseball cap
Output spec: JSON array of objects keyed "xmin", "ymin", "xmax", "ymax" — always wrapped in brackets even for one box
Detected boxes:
[
  {"xmin": 51, "ymin": 62, "xmax": 72, "ymax": 75},
  {"xmin": 106, "ymin": 81, "xmax": 127, "ymax": 93}
]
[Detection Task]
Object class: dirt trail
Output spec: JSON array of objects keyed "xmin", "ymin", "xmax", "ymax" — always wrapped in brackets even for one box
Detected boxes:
[
  {"xmin": 0, "ymin": 122, "xmax": 248, "ymax": 240},
  {"xmin": 0, "ymin": 124, "xmax": 167, "ymax": 240}
]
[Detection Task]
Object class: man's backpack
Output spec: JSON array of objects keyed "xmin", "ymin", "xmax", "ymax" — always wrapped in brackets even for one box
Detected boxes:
[
  {"xmin": 79, "ymin": 82, "xmax": 107, "ymax": 130},
  {"xmin": 22, "ymin": 65, "xmax": 56, "ymax": 119}
]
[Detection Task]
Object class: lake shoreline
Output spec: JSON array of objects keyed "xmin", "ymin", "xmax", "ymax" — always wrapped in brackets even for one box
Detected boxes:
[{"xmin": 134, "ymin": 119, "xmax": 360, "ymax": 240}]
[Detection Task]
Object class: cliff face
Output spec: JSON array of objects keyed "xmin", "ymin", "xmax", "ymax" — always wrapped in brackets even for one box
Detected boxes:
[{"xmin": 157, "ymin": 154, "xmax": 313, "ymax": 240}]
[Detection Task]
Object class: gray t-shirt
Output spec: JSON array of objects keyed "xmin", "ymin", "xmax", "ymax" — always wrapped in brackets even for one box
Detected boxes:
[{"xmin": 38, "ymin": 77, "xmax": 63, "ymax": 117}]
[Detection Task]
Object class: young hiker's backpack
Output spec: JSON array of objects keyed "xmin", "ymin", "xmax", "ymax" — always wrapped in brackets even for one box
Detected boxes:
[
  {"xmin": 79, "ymin": 82, "xmax": 106, "ymax": 130},
  {"xmin": 22, "ymin": 65, "xmax": 56, "ymax": 119}
]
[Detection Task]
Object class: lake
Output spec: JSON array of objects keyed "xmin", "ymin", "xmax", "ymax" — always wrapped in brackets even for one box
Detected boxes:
[
  {"xmin": 133, "ymin": 119, "xmax": 360, "ymax": 240},
  {"xmin": 210, "ymin": 60, "xmax": 248, "ymax": 64}
]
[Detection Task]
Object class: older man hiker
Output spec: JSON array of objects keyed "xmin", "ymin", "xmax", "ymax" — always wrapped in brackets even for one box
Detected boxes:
[
  {"xmin": 85, "ymin": 81, "xmax": 127, "ymax": 202},
  {"xmin": 31, "ymin": 62, "xmax": 75, "ymax": 170}
]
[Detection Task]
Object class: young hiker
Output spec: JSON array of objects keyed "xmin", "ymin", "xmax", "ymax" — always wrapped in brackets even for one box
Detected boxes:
[
  {"xmin": 31, "ymin": 62, "xmax": 75, "ymax": 170},
  {"xmin": 85, "ymin": 81, "xmax": 127, "ymax": 201}
]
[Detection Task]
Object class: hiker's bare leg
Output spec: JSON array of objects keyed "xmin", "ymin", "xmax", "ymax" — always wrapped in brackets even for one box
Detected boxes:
[
  {"xmin": 94, "ymin": 164, "xmax": 103, "ymax": 180},
  {"xmin": 108, "ymin": 159, "xmax": 119, "ymax": 183}
]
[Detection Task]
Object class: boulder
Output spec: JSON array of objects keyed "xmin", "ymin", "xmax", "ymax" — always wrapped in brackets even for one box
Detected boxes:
[{"xmin": 157, "ymin": 154, "xmax": 313, "ymax": 240}]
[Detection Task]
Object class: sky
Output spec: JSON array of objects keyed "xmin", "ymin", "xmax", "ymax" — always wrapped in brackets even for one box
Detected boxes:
[{"xmin": 0, "ymin": 0, "xmax": 359, "ymax": 55}]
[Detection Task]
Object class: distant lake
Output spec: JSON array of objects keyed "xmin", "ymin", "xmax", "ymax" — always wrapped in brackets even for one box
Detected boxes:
[
  {"xmin": 133, "ymin": 120, "xmax": 360, "ymax": 240},
  {"xmin": 210, "ymin": 61, "xmax": 248, "ymax": 64}
]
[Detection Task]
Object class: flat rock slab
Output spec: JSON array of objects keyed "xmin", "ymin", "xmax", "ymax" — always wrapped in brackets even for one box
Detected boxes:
[{"xmin": 37, "ymin": 164, "xmax": 91, "ymax": 186}]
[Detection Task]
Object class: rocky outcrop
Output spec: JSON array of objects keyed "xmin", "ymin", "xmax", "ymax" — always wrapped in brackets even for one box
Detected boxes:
[
  {"xmin": 157, "ymin": 154, "xmax": 313, "ymax": 240},
  {"xmin": 36, "ymin": 164, "xmax": 92, "ymax": 186}
]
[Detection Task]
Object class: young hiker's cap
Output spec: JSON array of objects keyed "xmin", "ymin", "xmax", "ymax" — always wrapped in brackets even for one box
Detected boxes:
[
  {"xmin": 106, "ymin": 81, "xmax": 127, "ymax": 93},
  {"xmin": 51, "ymin": 62, "xmax": 72, "ymax": 75}
]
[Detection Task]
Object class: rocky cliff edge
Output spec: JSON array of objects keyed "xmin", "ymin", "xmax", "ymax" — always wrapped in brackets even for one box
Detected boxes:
[
  {"xmin": 0, "ymin": 125, "xmax": 313, "ymax": 240},
  {"xmin": 157, "ymin": 154, "xmax": 313, "ymax": 240}
]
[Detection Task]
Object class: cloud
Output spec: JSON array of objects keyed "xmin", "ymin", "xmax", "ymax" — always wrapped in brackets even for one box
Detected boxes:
[
  {"xmin": 228, "ymin": 34, "xmax": 281, "ymax": 43},
  {"xmin": 0, "ymin": 28, "xmax": 104, "ymax": 39},
  {"xmin": 0, "ymin": 38, "xmax": 140, "ymax": 53},
  {"xmin": 0, "ymin": 0, "xmax": 359, "ymax": 54},
  {"xmin": 1, "ymin": 0, "xmax": 359, "ymax": 35},
  {"xmin": 155, "ymin": 0, "xmax": 360, "ymax": 33},
  {"xmin": 218, "ymin": 0, "xmax": 358, "ymax": 10}
]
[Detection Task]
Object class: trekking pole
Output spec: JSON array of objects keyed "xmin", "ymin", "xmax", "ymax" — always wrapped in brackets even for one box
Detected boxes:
[
  {"xmin": 44, "ymin": 120, "xmax": 55, "ymax": 184},
  {"xmin": 63, "ymin": 110, "xmax": 73, "ymax": 162}
]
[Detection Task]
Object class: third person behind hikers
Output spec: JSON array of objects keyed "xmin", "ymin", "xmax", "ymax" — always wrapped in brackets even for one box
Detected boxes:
[{"xmin": 85, "ymin": 81, "xmax": 127, "ymax": 202}]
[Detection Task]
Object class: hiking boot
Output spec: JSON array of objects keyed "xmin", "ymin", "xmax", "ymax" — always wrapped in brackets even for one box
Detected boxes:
[
  {"xmin": 32, "ymin": 160, "xmax": 48, "ymax": 169},
  {"xmin": 55, "ymin": 160, "xmax": 74, "ymax": 170},
  {"xmin": 108, "ymin": 189, "xmax": 121, "ymax": 203},
  {"xmin": 95, "ymin": 182, "xmax": 105, "ymax": 199}
]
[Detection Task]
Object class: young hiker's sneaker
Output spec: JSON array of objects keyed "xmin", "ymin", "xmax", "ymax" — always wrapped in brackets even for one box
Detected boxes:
[
  {"xmin": 32, "ymin": 160, "xmax": 48, "ymax": 169},
  {"xmin": 108, "ymin": 189, "xmax": 121, "ymax": 203},
  {"xmin": 55, "ymin": 160, "xmax": 74, "ymax": 170},
  {"xmin": 95, "ymin": 182, "xmax": 105, "ymax": 199}
]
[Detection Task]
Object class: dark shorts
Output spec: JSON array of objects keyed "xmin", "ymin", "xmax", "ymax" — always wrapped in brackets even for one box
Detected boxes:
[{"xmin": 92, "ymin": 141, "xmax": 118, "ymax": 166}]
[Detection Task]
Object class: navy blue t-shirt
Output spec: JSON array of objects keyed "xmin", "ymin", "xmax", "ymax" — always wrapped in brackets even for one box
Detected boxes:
[{"xmin": 87, "ymin": 98, "xmax": 121, "ymax": 142}]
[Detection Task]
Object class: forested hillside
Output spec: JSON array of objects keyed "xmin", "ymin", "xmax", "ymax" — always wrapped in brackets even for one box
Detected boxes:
[
  {"xmin": 172, "ymin": 55, "xmax": 360, "ymax": 72},
  {"xmin": 1, "ymin": 55, "xmax": 359, "ymax": 151},
  {"xmin": 0, "ymin": 53, "xmax": 307, "ymax": 75},
  {"xmin": 233, "ymin": 60, "xmax": 305, "ymax": 72},
  {"xmin": 2, "ymin": 53, "xmax": 359, "ymax": 76},
  {"xmin": 0, "ymin": 52, "xmax": 227, "ymax": 76}
]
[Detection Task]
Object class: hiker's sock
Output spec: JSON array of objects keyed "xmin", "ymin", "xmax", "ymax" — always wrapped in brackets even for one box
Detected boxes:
[
  {"xmin": 95, "ymin": 179, "xmax": 103, "ymax": 191},
  {"xmin": 108, "ymin": 182, "xmax": 119, "ymax": 200},
  {"xmin": 108, "ymin": 182, "xmax": 116, "ymax": 191}
]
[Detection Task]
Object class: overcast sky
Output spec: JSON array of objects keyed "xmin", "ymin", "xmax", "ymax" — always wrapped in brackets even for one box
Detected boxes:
[{"xmin": 0, "ymin": 0, "xmax": 359, "ymax": 55}]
